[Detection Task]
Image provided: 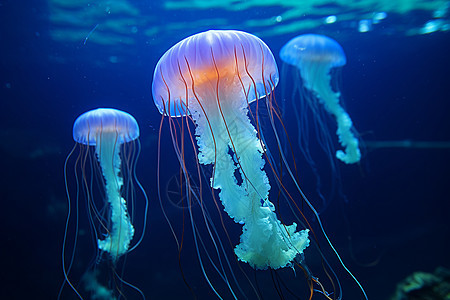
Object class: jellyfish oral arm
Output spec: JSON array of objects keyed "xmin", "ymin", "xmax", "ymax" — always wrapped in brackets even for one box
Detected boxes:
[
  {"xmin": 190, "ymin": 89, "xmax": 309, "ymax": 270},
  {"xmin": 96, "ymin": 132, "xmax": 134, "ymax": 261},
  {"xmin": 335, "ymin": 108, "xmax": 360, "ymax": 164},
  {"xmin": 231, "ymin": 119, "xmax": 310, "ymax": 270},
  {"xmin": 300, "ymin": 63, "xmax": 361, "ymax": 164}
]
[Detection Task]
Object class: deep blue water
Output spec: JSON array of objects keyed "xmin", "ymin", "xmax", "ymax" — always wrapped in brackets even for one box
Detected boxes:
[{"xmin": 1, "ymin": 1, "xmax": 449, "ymax": 299}]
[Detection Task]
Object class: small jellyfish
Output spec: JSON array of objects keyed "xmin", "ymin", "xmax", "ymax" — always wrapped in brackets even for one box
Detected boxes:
[
  {"xmin": 61, "ymin": 108, "xmax": 148, "ymax": 299},
  {"xmin": 279, "ymin": 35, "xmax": 368, "ymax": 299},
  {"xmin": 280, "ymin": 34, "xmax": 361, "ymax": 165}
]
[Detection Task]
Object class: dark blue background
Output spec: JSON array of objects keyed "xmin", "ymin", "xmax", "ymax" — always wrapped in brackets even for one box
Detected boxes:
[{"xmin": 1, "ymin": 1, "xmax": 449, "ymax": 299}]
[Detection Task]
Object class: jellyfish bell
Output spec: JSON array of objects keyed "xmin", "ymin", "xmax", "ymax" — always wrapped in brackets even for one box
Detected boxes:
[
  {"xmin": 61, "ymin": 108, "xmax": 148, "ymax": 299},
  {"xmin": 280, "ymin": 34, "xmax": 346, "ymax": 74},
  {"xmin": 73, "ymin": 108, "xmax": 140, "ymax": 146},
  {"xmin": 152, "ymin": 30, "xmax": 279, "ymax": 118},
  {"xmin": 280, "ymin": 33, "xmax": 361, "ymax": 165}
]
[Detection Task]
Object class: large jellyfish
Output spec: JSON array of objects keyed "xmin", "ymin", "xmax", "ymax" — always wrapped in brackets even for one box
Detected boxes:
[
  {"xmin": 280, "ymin": 34, "xmax": 361, "ymax": 165},
  {"xmin": 153, "ymin": 29, "xmax": 309, "ymax": 271},
  {"xmin": 61, "ymin": 108, "xmax": 148, "ymax": 299}
]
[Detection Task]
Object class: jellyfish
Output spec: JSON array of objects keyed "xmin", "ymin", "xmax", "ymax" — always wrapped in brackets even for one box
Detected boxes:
[
  {"xmin": 152, "ymin": 30, "xmax": 312, "ymax": 298},
  {"xmin": 152, "ymin": 29, "xmax": 341, "ymax": 299},
  {"xmin": 280, "ymin": 34, "xmax": 361, "ymax": 165},
  {"xmin": 153, "ymin": 28, "xmax": 309, "ymax": 271},
  {"xmin": 61, "ymin": 108, "xmax": 148, "ymax": 299}
]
